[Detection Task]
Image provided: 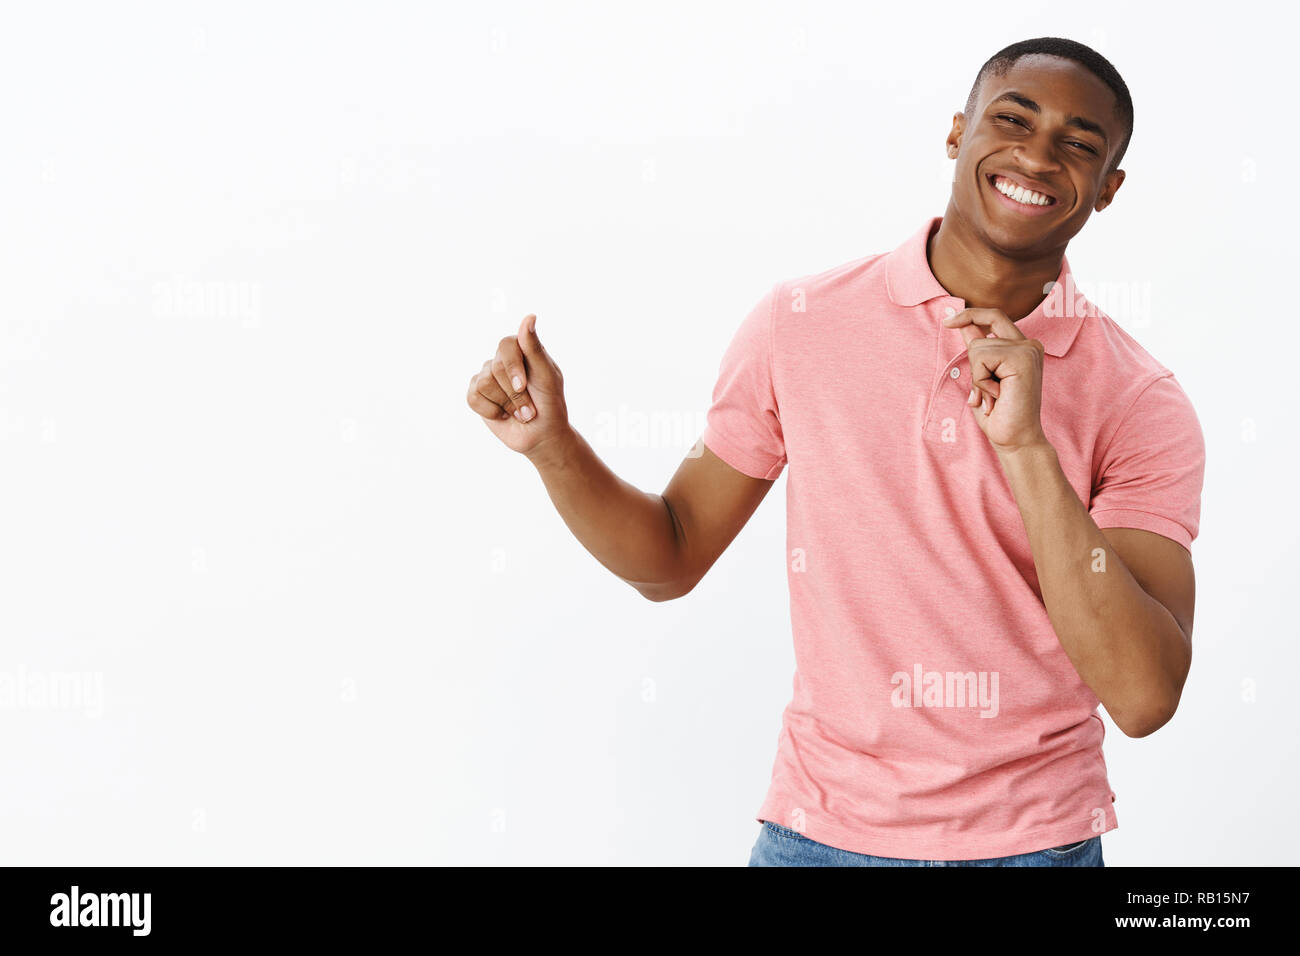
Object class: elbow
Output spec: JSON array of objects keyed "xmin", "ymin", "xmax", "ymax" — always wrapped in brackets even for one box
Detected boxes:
[
  {"xmin": 1117, "ymin": 714, "xmax": 1163, "ymax": 739},
  {"xmin": 632, "ymin": 575, "xmax": 699, "ymax": 603},
  {"xmin": 1115, "ymin": 696, "xmax": 1179, "ymax": 739},
  {"xmin": 1114, "ymin": 650, "xmax": 1189, "ymax": 739}
]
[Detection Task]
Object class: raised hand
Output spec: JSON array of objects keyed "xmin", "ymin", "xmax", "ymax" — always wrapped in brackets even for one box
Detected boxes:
[
  {"xmin": 466, "ymin": 313, "xmax": 572, "ymax": 462},
  {"xmin": 941, "ymin": 307, "xmax": 1049, "ymax": 453}
]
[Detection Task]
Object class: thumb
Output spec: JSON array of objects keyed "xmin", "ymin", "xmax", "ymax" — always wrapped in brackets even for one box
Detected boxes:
[{"xmin": 517, "ymin": 313, "xmax": 558, "ymax": 383}]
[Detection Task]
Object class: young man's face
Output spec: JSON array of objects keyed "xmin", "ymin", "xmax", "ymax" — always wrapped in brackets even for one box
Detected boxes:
[{"xmin": 947, "ymin": 54, "xmax": 1126, "ymax": 253}]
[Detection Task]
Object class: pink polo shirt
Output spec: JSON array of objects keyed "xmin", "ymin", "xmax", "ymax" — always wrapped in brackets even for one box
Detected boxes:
[{"xmin": 702, "ymin": 215, "xmax": 1206, "ymax": 860}]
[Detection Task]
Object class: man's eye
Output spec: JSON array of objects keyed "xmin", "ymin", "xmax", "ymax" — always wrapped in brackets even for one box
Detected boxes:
[{"xmin": 996, "ymin": 113, "xmax": 1098, "ymax": 155}]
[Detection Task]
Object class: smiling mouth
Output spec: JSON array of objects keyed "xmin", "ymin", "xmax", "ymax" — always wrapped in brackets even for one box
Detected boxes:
[{"xmin": 986, "ymin": 173, "xmax": 1057, "ymax": 207}]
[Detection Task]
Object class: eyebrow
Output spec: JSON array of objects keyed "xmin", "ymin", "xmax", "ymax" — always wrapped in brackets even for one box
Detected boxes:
[{"xmin": 987, "ymin": 91, "xmax": 1109, "ymax": 144}]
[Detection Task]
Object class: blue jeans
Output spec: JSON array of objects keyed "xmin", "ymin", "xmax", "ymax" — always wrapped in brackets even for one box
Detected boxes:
[{"xmin": 748, "ymin": 821, "xmax": 1104, "ymax": 867}]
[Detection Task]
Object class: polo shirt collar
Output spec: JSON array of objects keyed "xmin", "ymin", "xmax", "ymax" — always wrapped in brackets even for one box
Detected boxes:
[{"xmin": 885, "ymin": 215, "xmax": 1086, "ymax": 357}]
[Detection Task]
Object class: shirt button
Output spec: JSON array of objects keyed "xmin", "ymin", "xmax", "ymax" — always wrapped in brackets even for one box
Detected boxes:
[
  {"xmin": 944, "ymin": 306, "xmax": 957, "ymax": 317},
  {"xmin": 950, "ymin": 367, "xmax": 960, "ymax": 379}
]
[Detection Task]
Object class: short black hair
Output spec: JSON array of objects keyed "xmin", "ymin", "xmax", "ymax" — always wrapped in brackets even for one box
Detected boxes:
[{"xmin": 964, "ymin": 37, "xmax": 1134, "ymax": 173}]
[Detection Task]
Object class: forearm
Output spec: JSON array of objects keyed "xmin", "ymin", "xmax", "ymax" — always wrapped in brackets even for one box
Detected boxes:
[
  {"xmin": 527, "ymin": 427, "xmax": 687, "ymax": 600},
  {"xmin": 996, "ymin": 441, "xmax": 1189, "ymax": 736}
]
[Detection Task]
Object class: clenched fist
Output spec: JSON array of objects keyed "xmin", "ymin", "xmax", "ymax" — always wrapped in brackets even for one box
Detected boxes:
[{"xmin": 466, "ymin": 313, "xmax": 571, "ymax": 461}]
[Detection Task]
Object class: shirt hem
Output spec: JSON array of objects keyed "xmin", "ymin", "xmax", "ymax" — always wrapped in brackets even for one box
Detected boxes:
[
  {"xmin": 755, "ymin": 806, "xmax": 1119, "ymax": 861},
  {"xmin": 1090, "ymin": 507, "xmax": 1193, "ymax": 549},
  {"xmin": 700, "ymin": 427, "xmax": 785, "ymax": 481}
]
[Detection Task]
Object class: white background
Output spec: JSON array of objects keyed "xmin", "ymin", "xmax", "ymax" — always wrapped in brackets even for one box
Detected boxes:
[{"xmin": 0, "ymin": 0, "xmax": 1293, "ymax": 865}]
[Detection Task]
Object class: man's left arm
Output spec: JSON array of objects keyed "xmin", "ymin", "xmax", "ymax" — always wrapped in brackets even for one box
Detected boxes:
[
  {"xmin": 996, "ymin": 442, "xmax": 1195, "ymax": 737},
  {"xmin": 944, "ymin": 308, "xmax": 1205, "ymax": 738}
]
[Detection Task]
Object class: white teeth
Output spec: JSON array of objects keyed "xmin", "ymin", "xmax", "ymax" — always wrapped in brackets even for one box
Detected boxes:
[{"xmin": 994, "ymin": 176, "xmax": 1051, "ymax": 206}]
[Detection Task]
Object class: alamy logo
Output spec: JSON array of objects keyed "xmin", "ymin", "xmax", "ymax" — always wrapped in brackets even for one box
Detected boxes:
[
  {"xmin": 891, "ymin": 663, "xmax": 999, "ymax": 718},
  {"xmin": 49, "ymin": 885, "xmax": 151, "ymax": 936}
]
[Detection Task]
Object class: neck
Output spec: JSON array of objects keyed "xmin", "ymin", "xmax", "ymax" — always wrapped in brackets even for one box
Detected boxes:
[{"xmin": 927, "ymin": 204, "xmax": 1067, "ymax": 322}]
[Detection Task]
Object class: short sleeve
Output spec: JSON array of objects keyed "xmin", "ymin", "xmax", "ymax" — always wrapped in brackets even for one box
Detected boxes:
[
  {"xmin": 700, "ymin": 283, "xmax": 787, "ymax": 480},
  {"xmin": 1089, "ymin": 373, "xmax": 1206, "ymax": 550}
]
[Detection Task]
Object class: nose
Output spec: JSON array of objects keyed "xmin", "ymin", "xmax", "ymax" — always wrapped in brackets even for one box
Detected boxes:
[{"xmin": 1013, "ymin": 131, "xmax": 1063, "ymax": 172}]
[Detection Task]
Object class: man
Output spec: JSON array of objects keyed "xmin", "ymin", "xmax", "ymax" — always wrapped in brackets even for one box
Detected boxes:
[{"xmin": 465, "ymin": 36, "xmax": 1205, "ymax": 867}]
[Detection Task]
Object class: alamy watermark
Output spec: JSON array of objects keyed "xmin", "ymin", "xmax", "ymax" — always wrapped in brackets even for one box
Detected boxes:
[
  {"xmin": 891, "ymin": 663, "xmax": 999, "ymax": 718},
  {"xmin": 152, "ymin": 276, "xmax": 261, "ymax": 328},
  {"xmin": 591, "ymin": 404, "xmax": 707, "ymax": 456},
  {"xmin": 1042, "ymin": 273, "xmax": 1152, "ymax": 328},
  {"xmin": 50, "ymin": 886, "xmax": 150, "ymax": 936},
  {"xmin": 0, "ymin": 667, "xmax": 103, "ymax": 718}
]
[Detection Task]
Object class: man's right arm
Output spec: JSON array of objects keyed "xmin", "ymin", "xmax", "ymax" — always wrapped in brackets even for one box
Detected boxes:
[
  {"xmin": 467, "ymin": 313, "xmax": 775, "ymax": 602},
  {"xmin": 529, "ymin": 429, "xmax": 774, "ymax": 601}
]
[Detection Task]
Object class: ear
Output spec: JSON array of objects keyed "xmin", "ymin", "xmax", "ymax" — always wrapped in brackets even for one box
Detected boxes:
[
  {"xmin": 946, "ymin": 112, "xmax": 964, "ymax": 157},
  {"xmin": 1095, "ymin": 167, "xmax": 1125, "ymax": 212}
]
